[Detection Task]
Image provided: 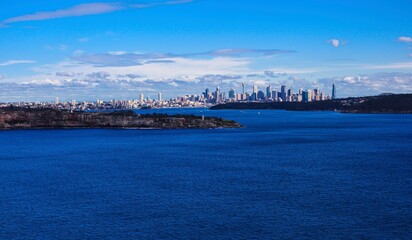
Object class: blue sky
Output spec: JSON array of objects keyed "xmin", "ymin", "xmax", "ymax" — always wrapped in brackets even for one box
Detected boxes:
[{"xmin": 0, "ymin": 0, "xmax": 411, "ymax": 101}]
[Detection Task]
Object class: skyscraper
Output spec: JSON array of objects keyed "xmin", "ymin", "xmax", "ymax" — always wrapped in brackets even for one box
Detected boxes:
[
  {"xmin": 272, "ymin": 90, "xmax": 278, "ymax": 101},
  {"xmin": 140, "ymin": 94, "xmax": 144, "ymax": 103},
  {"xmin": 242, "ymin": 82, "xmax": 245, "ymax": 94},
  {"xmin": 332, "ymin": 84, "xmax": 336, "ymax": 100},
  {"xmin": 252, "ymin": 85, "xmax": 258, "ymax": 100},
  {"xmin": 266, "ymin": 85, "xmax": 272, "ymax": 99},
  {"xmin": 287, "ymin": 89, "xmax": 293, "ymax": 102},
  {"xmin": 204, "ymin": 88, "xmax": 210, "ymax": 99},
  {"xmin": 302, "ymin": 91, "xmax": 309, "ymax": 102},
  {"xmin": 158, "ymin": 92, "xmax": 162, "ymax": 101},
  {"xmin": 257, "ymin": 91, "xmax": 265, "ymax": 100},
  {"xmin": 228, "ymin": 89, "xmax": 235, "ymax": 99},
  {"xmin": 215, "ymin": 86, "xmax": 221, "ymax": 103},
  {"xmin": 280, "ymin": 85, "xmax": 287, "ymax": 101}
]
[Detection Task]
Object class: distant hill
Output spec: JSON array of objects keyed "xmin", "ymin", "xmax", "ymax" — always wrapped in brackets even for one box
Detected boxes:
[{"xmin": 210, "ymin": 94, "xmax": 412, "ymax": 114}]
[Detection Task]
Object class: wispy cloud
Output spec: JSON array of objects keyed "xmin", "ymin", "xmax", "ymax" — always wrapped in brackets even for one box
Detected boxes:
[
  {"xmin": 71, "ymin": 48, "xmax": 293, "ymax": 67},
  {"xmin": 0, "ymin": 60, "xmax": 36, "ymax": 67},
  {"xmin": 3, "ymin": 3, "xmax": 123, "ymax": 24},
  {"xmin": 363, "ymin": 62, "xmax": 412, "ymax": 70},
  {"xmin": 398, "ymin": 36, "xmax": 412, "ymax": 43},
  {"xmin": 1, "ymin": 1, "xmax": 193, "ymax": 26}
]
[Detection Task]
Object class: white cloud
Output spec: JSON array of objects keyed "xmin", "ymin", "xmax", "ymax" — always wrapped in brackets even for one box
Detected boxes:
[
  {"xmin": 328, "ymin": 39, "xmax": 340, "ymax": 47},
  {"xmin": 327, "ymin": 39, "xmax": 348, "ymax": 48},
  {"xmin": 398, "ymin": 36, "xmax": 412, "ymax": 43},
  {"xmin": 0, "ymin": 60, "xmax": 36, "ymax": 67}
]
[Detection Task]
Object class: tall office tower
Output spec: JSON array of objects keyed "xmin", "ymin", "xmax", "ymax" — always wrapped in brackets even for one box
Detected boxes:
[
  {"xmin": 332, "ymin": 84, "xmax": 336, "ymax": 99},
  {"xmin": 299, "ymin": 88, "xmax": 303, "ymax": 95},
  {"xmin": 204, "ymin": 88, "xmax": 210, "ymax": 99},
  {"xmin": 228, "ymin": 89, "xmax": 235, "ymax": 99},
  {"xmin": 252, "ymin": 85, "xmax": 258, "ymax": 100},
  {"xmin": 242, "ymin": 82, "xmax": 245, "ymax": 94},
  {"xmin": 55, "ymin": 97, "xmax": 59, "ymax": 105},
  {"xmin": 140, "ymin": 94, "xmax": 144, "ymax": 103},
  {"xmin": 281, "ymin": 85, "xmax": 287, "ymax": 101},
  {"xmin": 71, "ymin": 99, "xmax": 76, "ymax": 106},
  {"xmin": 257, "ymin": 91, "xmax": 265, "ymax": 100},
  {"xmin": 266, "ymin": 85, "xmax": 272, "ymax": 99},
  {"xmin": 287, "ymin": 89, "xmax": 293, "ymax": 101},
  {"xmin": 302, "ymin": 91, "xmax": 309, "ymax": 102},
  {"xmin": 219, "ymin": 92, "xmax": 226, "ymax": 102},
  {"xmin": 272, "ymin": 90, "xmax": 278, "ymax": 101},
  {"xmin": 215, "ymin": 86, "xmax": 221, "ymax": 103},
  {"xmin": 158, "ymin": 92, "xmax": 162, "ymax": 101}
]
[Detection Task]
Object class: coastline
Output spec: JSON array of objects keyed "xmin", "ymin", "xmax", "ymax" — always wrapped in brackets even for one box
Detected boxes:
[
  {"xmin": 0, "ymin": 108, "xmax": 241, "ymax": 130},
  {"xmin": 210, "ymin": 94, "xmax": 412, "ymax": 114}
]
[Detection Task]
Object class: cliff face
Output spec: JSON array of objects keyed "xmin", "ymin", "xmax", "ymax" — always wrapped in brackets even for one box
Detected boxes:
[{"xmin": 0, "ymin": 108, "xmax": 241, "ymax": 129}]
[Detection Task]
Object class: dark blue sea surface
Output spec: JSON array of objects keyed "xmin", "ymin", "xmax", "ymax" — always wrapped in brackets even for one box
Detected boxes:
[{"xmin": 1, "ymin": 109, "xmax": 411, "ymax": 239}]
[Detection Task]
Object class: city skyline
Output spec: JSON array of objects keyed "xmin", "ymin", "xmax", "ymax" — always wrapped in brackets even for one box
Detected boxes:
[
  {"xmin": 1, "ymin": 82, "xmax": 334, "ymax": 104},
  {"xmin": 1, "ymin": 0, "xmax": 412, "ymax": 101}
]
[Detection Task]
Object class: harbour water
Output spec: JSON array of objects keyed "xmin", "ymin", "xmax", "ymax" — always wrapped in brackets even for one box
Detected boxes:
[{"xmin": 1, "ymin": 109, "xmax": 411, "ymax": 239}]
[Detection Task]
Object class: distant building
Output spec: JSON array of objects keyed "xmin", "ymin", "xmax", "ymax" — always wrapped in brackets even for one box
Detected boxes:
[
  {"xmin": 252, "ymin": 85, "xmax": 258, "ymax": 100},
  {"xmin": 302, "ymin": 90, "xmax": 312, "ymax": 102},
  {"xmin": 266, "ymin": 86, "xmax": 272, "ymax": 99},
  {"xmin": 287, "ymin": 89, "xmax": 293, "ymax": 102},
  {"xmin": 272, "ymin": 90, "xmax": 278, "ymax": 101},
  {"xmin": 215, "ymin": 86, "xmax": 221, "ymax": 103},
  {"xmin": 204, "ymin": 88, "xmax": 210, "ymax": 99},
  {"xmin": 332, "ymin": 84, "xmax": 336, "ymax": 99},
  {"xmin": 158, "ymin": 92, "xmax": 162, "ymax": 101},
  {"xmin": 140, "ymin": 94, "xmax": 144, "ymax": 103},
  {"xmin": 228, "ymin": 89, "xmax": 235, "ymax": 99},
  {"xmin": 257, "ymin": 91, "xmax": 265, "ymax": 100},
  {"xmin": 281, "ymin": 85, "xmax": 287, "ymax": 101}
]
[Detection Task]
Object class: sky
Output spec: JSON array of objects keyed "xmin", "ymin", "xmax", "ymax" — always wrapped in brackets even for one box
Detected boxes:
[{"xmin": 0, "ymin": 0, "xmax": 411, "ymax": 102}]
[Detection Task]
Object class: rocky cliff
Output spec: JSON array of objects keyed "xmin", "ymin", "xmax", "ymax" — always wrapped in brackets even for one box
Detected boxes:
[{"xmin": 0, "ymin": 108, "xmax": 241, "ymax": 129}]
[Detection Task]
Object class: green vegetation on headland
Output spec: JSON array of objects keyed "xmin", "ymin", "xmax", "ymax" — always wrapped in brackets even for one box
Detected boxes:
[
  {"xmin": 210, "ymin": 94, "xmax": 412, "ymax": 114},
  {"xmin": 0, "ymin": 108, "xmax": 241, "ymax": 129}
]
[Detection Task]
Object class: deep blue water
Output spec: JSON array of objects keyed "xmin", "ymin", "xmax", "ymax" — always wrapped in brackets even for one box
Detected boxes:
[{"xmin": 1, "ymin": 109, "xmax": 411, "ymax": 239}]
